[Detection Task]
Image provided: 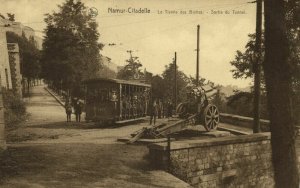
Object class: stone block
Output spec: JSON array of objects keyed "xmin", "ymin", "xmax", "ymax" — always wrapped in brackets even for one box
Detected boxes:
[
  {"xmin": 197, "ymin": 164, "xmax": 204, "ymax": 170},
  {"xmin": 222, "ymin": 169, "xmax": 237, "ymax": 178},
  {"xmin": 200, "ymin": 174, "xmax": 218, "ymax": 182},
  {"xmin": 190, "ymin": 176, "xmax": 200, "ymax": 184},
  {"xmin": 204, "ymin": 163, "xmax": 210, "ymax": 169},
  {"xmin": 196, "ymin": 159, "xmax": 203, "ymax": 165},
  {"xmin": 262, "ymin": 140, "xmax": 268, "ymax": 144},
  {"xmin": 197, "ymin": 170, "xmax": 203, "ymax": 176}
]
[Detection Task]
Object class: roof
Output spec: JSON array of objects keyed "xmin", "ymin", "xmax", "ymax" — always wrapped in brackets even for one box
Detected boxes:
[{"xmin": 84, "ymin": 78, "xmax": 151, "ymax": 87}]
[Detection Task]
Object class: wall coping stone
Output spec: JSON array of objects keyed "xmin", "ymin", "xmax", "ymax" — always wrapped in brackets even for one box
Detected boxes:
[
  {"xmin": 148, "ymin": 132, "xmax": 271, "ymax": 151},
  {"xmin": 220, "ymin": 113, "xmax": 270, "ymax": 124}
]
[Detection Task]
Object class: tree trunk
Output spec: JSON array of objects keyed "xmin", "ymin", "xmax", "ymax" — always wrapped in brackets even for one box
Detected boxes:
[{"xmin": 264, "ymin": 0, "xmax": 299, "ymax": 187}]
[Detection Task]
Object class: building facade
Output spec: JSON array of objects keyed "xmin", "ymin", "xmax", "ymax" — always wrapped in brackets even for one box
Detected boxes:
[
  {"xmin": 0, "ymin": 26, "xmax": 13, "ymax": 90},
  {"xmin": 7, "ymin": 43, "xmax": 22, "ymax": 96},
  {"xmin": 0, "ymin": 17, "xmax": 41, "ymax": 150}
]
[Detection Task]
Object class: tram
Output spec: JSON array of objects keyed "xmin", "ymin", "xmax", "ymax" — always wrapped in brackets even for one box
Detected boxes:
[{"xmin": 84, "ymin": 78, "xmax": 151, "ymax": 124}]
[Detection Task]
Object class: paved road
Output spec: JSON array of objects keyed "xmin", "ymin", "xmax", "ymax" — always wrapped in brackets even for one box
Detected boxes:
[{"xmin": 0, "ymin": 85, "xmax": 190, "ymax": 188}]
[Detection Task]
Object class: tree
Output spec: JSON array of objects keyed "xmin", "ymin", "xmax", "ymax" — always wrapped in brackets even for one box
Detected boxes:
[
  {"xmin": 7, "ymin": 13, "xmax": 15, "ymax": 21},
  {"xmin": 151, "ymin": 75, "xmax": 165, "ymax": 99},
  {"xmin": 6, "ymin": 32, "xmax": 41, "ymax": 95},
  {"xmin": 264, "ymin": 0, "xmax": 299, "ymax": 187},
  {"xmin": 117, "ymin": 53, "xmax": 143, "ymax": 80},
  {"xmin": 42, "ymin": 0, "xmax": 102, "ymax": 97},
  {"xmin": 230, "ymin": 33, "xmax": 265, "ymax": 85},
  {"xmin": 162, "ymin": 62, "xmax": 189, "ymax": 104},
  {"xmin": 230, "ymin": 3, "xmax": 300, "ymax": 125}
]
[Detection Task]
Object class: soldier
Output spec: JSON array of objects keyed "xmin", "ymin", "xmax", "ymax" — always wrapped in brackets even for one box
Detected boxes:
[
  {"xmin": 74, "ymin": 100, "xmax": 83, "ymax": 122},
  {"xmin": 167, "ymin": 100, "xmax": 173, "ymax": 119},
  {"xmin": 65, "ymin": 100, "xmax": 72, "ymax": 122},
  {"xmin": 158, "ymin": 99, "xmax": 163, "ymax": 119},
  {"xmin": 149, "ymin": 99, "xmax": 158, "ymax": 125}
]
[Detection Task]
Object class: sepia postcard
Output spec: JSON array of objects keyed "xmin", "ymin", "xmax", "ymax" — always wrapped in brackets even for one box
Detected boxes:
[{"xmin": 0, "ymin": 0, "xmax": 298, "ymax": 187}]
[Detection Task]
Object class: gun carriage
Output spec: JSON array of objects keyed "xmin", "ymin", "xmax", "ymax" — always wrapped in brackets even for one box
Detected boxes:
[{"xmin": 128, "ymin": 84, "xmax": 220, "ymax": 143}]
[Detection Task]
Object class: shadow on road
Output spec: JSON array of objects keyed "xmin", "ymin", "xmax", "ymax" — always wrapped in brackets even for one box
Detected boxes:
[
  {"xmin": 0, "ymin": 143, "xmax": 161, "ymax": 188},
  {"xmin": 26, "ymin": 120, "xmax": 148, "ymax": 130},
  {"xmin": 26, "ymin": 122, "xmax": 100, "ymax": 130}
]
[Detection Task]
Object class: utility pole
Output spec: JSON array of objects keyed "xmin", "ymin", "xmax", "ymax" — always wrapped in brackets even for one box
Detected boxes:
[
  {"xmin": 253, "ymin": 0, "xmax": 262, "ymax": 133},
  {"xmin": 196, "ymin": 25, "xmax": 200, "ymax": 86},
  {"xmin": 174, "ymin": 52, "xmax": 177, "ymax": 108},
  {"xmin": 126, "ymin": 50, "xmax": 133, "ymax": 60}
]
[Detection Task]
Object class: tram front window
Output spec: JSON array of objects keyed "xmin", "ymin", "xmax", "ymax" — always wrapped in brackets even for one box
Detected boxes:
[{"xmin": 86, "ymin": 88, "xmax": 109, "ymax": 103}]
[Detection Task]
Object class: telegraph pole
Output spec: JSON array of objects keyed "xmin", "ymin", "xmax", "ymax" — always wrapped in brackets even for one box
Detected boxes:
[
  {"xmin": 174, "ymin": 52, "xmax": 177, "ymax": 108},
  {"xmin": 253, "ymin": 0, "xmax": 262, "ymax": 133},
  {"xmin": 196, "ymin": 25, "xmax": 200, "ymax": 86},
  {"xmin": 126, "ymin": 50, "xmax": 133, "ymax": 60}
]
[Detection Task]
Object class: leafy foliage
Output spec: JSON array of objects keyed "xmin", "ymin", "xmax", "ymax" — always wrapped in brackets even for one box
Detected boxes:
[
  {"xmin": 161, "ymin": 62, "xmax": 189, "ymax": 103},
  {"xmin": 7, "ymin": 13, "xmax": 15, "ymax": 21},
  {"xmin": 117, "ymin": 55, "xmax": 143, "ymax": 80},
  {"xmin": 42, "ymin": 0, "xmax": 102, "ymax": 97},
  {"xmin": 2, "ymin": 88, "xmax": 27, "ymax": 127},
  {"xmin": 230, "ymin": 33, "xmax": 265, "ymax": 83},
  {"xmin": 150, "ymin": 75, "xmax": 166, "ymax": 99},
  {"xmin": 229, "ymin": 2, "xmax": 300, "ymax": 122}
]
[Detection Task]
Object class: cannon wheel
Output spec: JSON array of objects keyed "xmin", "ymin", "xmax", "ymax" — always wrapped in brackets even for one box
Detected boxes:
[
  {"xmin": 202, "ymin": 104, "xmax": 219, "ymax": 131},
  {"xmin": 176, "ymin": 103, "xmax": 188, "ymax": 118}
]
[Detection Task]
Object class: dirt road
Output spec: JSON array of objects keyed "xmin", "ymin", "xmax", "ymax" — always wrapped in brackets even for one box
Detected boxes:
[{"xmin": 0, "ymin": 85, "xmax": 190, "ymax": 188}]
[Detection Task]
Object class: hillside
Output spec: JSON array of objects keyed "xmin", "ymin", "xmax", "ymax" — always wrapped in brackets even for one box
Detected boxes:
[{"xmin": 219, "ymin": 85, "xmax": 251, "ymax": 97}]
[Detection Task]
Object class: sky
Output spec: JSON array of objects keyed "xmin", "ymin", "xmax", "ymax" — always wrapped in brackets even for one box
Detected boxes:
[{"xmin": 0, "ymin": 0, "xmax": 257, "ymax": 88}]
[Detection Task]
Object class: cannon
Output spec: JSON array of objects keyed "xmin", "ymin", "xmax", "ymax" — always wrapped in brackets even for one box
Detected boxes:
[
  {"xmin": 176, "ymin": 85, "xmax": 220, "ymax": 131},
  {"xmin": 127, "ymin": 84, "xmax": 220, "ymax": 143}
]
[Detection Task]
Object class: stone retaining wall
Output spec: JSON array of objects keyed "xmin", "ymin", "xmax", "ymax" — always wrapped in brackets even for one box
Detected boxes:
[
  {"xmin": 148, "ymin": 133, "xmax": 274, "ymax": 187},
  {"xmin": 220, "ymin": 113, "xmax": 270, "ymax": 132},
  {"xmin": 0, "ymin": 89, "xmax": 6, "ymax": 151}
]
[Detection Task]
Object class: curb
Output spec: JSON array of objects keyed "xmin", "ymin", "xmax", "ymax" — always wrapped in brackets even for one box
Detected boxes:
[{"xmin": 44, "ymin": 87, "xmax": 65, "ymax": 107}]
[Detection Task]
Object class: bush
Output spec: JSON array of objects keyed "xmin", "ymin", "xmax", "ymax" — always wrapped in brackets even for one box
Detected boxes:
[{"xmin": 2, "ymin": 88, "xmax": 27, "ymax": 127}]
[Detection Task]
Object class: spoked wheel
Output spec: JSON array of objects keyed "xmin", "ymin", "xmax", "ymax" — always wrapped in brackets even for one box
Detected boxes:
[
  {"xmin": 202, "ymin": 104, "xmax": 219, "ymax": 131},
  {"xmin": 176, "ymin": 103, "xmax": 188, "ymax": 118}
]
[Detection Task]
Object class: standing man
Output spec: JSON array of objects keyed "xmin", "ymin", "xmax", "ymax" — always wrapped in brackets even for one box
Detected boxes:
[
  {"xmin": 65, "ymin": 100, "xmax": 72, "ymax": 122},
  {"xmin": 74, "ymin": 100, "xmax": 83, "ymax": 122},
  {"xmin": 167, "ymin": 100, "xmax": 173, "ymax": 119},
  {"xmin": 149, "ymin": 99, "xmax": 158, "ymax": 125}
]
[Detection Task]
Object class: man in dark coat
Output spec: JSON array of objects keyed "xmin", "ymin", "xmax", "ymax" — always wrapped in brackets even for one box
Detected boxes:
[
  {"xmin": 74, "ymin": 101, "xmax": 83, "ymax": 122},
  {"xmin": 65, "ymin": 101, "xmax": 72, "ymax": 122},
  {"xmin": 149, "ymin": 99, "xmax": 158, "ymax": 125}
]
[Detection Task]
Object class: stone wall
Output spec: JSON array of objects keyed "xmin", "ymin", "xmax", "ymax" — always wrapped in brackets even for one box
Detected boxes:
[
  {"xmin": 148, "ymin": 133, "xmax": 274, "ymax": 187},
  {"xmin": 0, "ymin": 96, "xmax": 6, "ymax": 151},
  {"xmin": 220, "ymin": 113, "xmax": 270, "ymax": 132},
  {"xmin": 7, "ymin": 43, "xmax": 22, "ymax": 97},
  {"xmin": 0, "ymin": 27, "xmax": 13, "ymax": 90}
]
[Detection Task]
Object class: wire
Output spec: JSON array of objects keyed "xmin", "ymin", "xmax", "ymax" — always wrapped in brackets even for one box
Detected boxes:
[
  {"xmin": 118, "ymin": 3, "xmax": 250, "ymax": 45},
  {"xmin": 103, "ymin": 3, "xmax": 251, "ymax": 62}
]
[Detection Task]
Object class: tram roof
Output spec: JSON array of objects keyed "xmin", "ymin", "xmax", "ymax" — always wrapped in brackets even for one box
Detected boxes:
[{"xmin": 84, "ymin": 78, "xmax": 151, "ymax": 87}]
